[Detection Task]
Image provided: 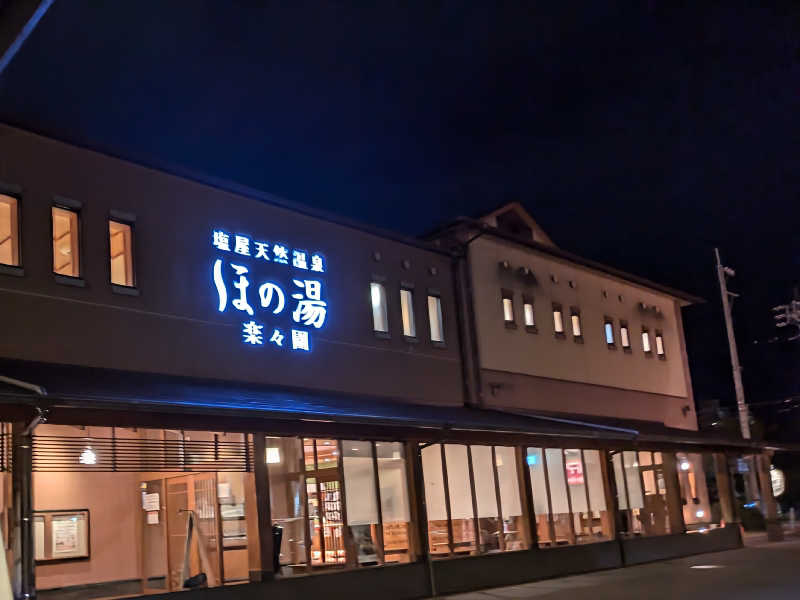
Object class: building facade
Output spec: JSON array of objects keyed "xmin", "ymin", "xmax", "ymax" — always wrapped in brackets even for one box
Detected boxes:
[{"xmin": 0, "ymin": 126, "xmax": 780, "ymax": 600}]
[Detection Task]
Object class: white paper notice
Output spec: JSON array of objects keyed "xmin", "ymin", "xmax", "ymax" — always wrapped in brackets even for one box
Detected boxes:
[
  {"xmin": 142, "ymin": 492, "xmax": 160, "ymax": 512},
  {"xmin": 52, "ymin": 518, "xmax": 79, "ymax": 555},
  {"xmin": 146, "ymin": 511, "xmax": 159, "ymax": 525}
]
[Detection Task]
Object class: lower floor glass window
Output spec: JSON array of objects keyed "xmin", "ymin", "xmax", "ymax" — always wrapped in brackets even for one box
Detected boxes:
[
  {"xmin": 422, "ymin": 443, "xmax": 530, "ymax": 557},
  {"xmin": 527, "ymin": 447, "xmax": 613, "ymax": 546}
]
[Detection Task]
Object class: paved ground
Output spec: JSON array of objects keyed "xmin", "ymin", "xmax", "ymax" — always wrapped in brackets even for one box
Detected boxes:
[{"xmin": 438, "ymin": 536, "xmax": 800, "ymax": 600}]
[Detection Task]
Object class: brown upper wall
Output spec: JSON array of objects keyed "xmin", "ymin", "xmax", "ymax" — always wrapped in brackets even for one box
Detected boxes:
[{"xmin": 0, "ymin": 125, "xmax": 463, "ymax": 407}]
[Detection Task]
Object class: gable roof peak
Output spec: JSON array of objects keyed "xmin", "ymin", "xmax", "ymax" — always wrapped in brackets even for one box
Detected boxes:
[{"xmin": 478, "ymin": 202, "xmax": 556, "ymax": 247}]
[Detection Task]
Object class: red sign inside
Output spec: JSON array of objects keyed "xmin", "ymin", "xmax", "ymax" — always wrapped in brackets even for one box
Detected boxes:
[{"xmin": 565, "ymin": 460, "xmax": 584, "ymax": 485}]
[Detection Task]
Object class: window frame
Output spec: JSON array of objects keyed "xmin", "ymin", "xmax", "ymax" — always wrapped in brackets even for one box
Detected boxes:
[
  {"xmin": 641, "ymin": 326, "xmax": 653, "ymax": 356},
  {"xmin": 619, "ymin": 320, "xmax": 632, "ymax": 353},
  {"xmin": 501, "ymin": 288, "xmax": 516, "ymax": 329},
  {"xmin": 570, "ymin": 306, "xmax": 583, "ymax": 343},
  {"xmin": 655, "ymin": 329, "xmax": 666, "ymax": 359},
  {"xmin": 370, "ymin": 278, "xmax": 390, "ymax": 338},
  {"xmin": 399, "ymin": 283, "xmax": 417, "ymax": 341},
  {"xmin": 0, "ymin": 183, "xmax": 23, "ymax": 276},
  {"xmin": 108, "ymin": 210, "xmax": 138, "ymax": 294},
  {"xmin": 604, "ymin": 317, "xmax": 616, "ymax": 349},
  {"xmin": 51, "ymin": 196, "xmax": 84, "ymax": 286},
  {"xmin": 552, "ymin": 302, "xmax": 565, "ymax": 339},
  {"xmin": 522, "ymin": 294, "xmax": 537, "ymax": 333},
  {"xmin": 427, "ymin": 290, "xmax": 445, "ymax": 347}
]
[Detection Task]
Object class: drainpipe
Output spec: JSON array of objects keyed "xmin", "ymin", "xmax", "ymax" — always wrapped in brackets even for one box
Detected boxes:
[
  {"xmin": 448, "ymin": 226, "xmax": 489, "ymax": 408},
  {"xmin": 3, "ymin": 378, "xmax": 47, "ymax": 600}
]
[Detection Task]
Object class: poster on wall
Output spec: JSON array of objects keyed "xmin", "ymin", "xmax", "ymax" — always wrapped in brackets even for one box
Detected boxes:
[
  {"xmin": 52, "ymin": 518, "xmax": 79, "ymax": 555},
  {"xmin": 34, "ymin": 510, "xmax": 90, "ymax": 562}
]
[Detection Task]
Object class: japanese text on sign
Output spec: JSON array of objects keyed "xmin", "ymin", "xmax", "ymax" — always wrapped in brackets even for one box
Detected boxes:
[{"xmin": 211, "ymin": 229, "xmax": 327, "ymax": 352}]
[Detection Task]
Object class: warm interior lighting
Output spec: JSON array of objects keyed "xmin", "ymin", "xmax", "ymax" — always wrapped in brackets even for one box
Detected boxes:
[
  {"xmin": 266, "ymin": 447, "xmax": 281, "ymax": 464},
  {"xmin": 52, "ymin": 206, "xmax": 80, "ymax": 276},
  {"xmin": 0, "ymin": 194, "xmax": 19, "ymax": 266},
  {"xmin": 78, "ymin": 446, "xmax": 97, "ymax": 465},
  {"xmin": 109, "ymin": 220, "xmax": 134, "ymax": 286}
]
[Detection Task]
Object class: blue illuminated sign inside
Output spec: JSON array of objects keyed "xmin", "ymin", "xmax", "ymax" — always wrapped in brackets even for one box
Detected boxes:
[{"xmin": 211, "ymin": 229, "xmax": 327, "ymax": 352}]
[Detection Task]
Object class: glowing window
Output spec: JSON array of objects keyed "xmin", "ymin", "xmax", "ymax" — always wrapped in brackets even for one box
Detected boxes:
[
  {"xmin": 400, "ymin": 288, "xmax": 416, "ymax": 337},
  {"xmin": 523, "ymin": 302, "xmax": 535, "ymax": 327},
  {"xmin": 571, "ymin": 310, "xmax": 582, "ymax": 337},
  {"xmin": 371, "ymin": 282, "xmax": 388, "ymax": 333},
  {"xmin": 605, "ymin": 321, "xmax": 615, "ymax": 345},
  {"xmin": 109, "ymin": 220, "xmax": 134, "ymax": 286},
  {"xmin": 655, "ymin": 332, "xmax": 665, "ymax": 357},
  {"xmin": 502, "ymin": 297, "xmax": 514, "ymax": 322},
  {"xmin": 428, "ymin": 295, "xmax": 444, "ymax": 342},
  {"xmin": 553, "ymin": 305, "xmax": 564, "ymax": 334},
  {"xmin": 52, "ymin": 206, "xmax": 80, "ymax": 277},
  {"xmin": 620, "ymin": 322, "xmax": 631, "ymax": 349},
  {"xmin": 0, "ymin": 194, "xmax": 20, "ymax": 266},
  {"xmin": 642, "ymin": 329, "xmax": 652, "ymax": 353}
]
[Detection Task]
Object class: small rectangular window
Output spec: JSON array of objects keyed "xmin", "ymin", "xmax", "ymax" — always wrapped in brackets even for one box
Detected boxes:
[
  {"xmin": 0, "ymin": 194, "xmax": 20, "ymax": 267},
  {"xmin": 371, "ymin": 282, "xmax": 389, "ymax": 333},
  {"xmin": 428, "ymin": 294, "xmax": 444, "ymax": 343},
  {"xmin": 553, "ymin": 304, "xmax": 564, "ymax": 335},
  {"xmin": 641, "ymin": 327, "xmax": 652, "ymax": 353},
  {"xmin": 655, "ymin": 331, "xmax": 665, "ymax": 358},
  {"xmin": 502, "ymin": 297, "xmax": 514, "ymax": 323},
  {"xmin": 501, "ymin": 289, "xmax": 515, "ymax": 328},
  {"xmin": 620, "ymin": 321, "xmax": 631, "ymax": 350},
  {"xmin": 570, "ymin": 307, "xmax": 582, "ymax": 340},
  {"xmin": 523, "ymin": 297, "xmax": 535, "ymax": 329},
  {"xmin": 52, "ymin": 206, "xmax": 80, "ymax": 277},
  {"xmin": 400, "ymin": 288, "xmax": 416, "ymax": 338},
  {"xmin": 109, "ymin": 220, "xmax": 134, "ymax": 287},
  {"xmin": 604, "ymin": 319, "xmax": 615, "ymax": 346}
]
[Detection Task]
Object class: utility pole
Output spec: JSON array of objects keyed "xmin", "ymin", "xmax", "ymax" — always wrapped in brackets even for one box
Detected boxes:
[{"xmin": 715, "ymin": 248, "xmax": 751, "ymax": 439}]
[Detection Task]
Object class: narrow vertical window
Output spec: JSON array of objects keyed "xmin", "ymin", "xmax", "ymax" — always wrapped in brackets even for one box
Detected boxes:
[
  {"xmin": 109, "ymin": 220, "xmax": 134, "ymax": 287},
  {"xmin": 604, "ymin": 318, "xmax": 615, "ymax": 346},
  {"xmin": 570, "ymin": 307, "xmax": 582, "ymax": 341},
  {"xmin": 371, "ymin": 282, "xmax": 389, "ymax": 333},
  {"xmin": 501, "ymin": 289, "xmax": 515, "ymax": 327},
  {"xmin": 552, "ymin": 303, "xmax": 564, "ymax": 336},
  {"xmin": 428, "ymin": 294, "xmax": 444, "ymax": 343},
  {"xmin": 655, "ymin": 331, "xmax": 665, "ymax": 358},
  {"xmin": 400, "ymin": 288, "xmax": 416, "ymax": 338},
  {"xmin": 0, "ymin": 194, "xmax": 20, "ymax": 267},
  {"xmin": 620, "ymin": 321, "xmax": 631, "ymax": 351},
  {"xmin": 523, "ymin": 296, "xmax": 536, "ymax": 332},
  {"xmin": 641, "ymin": 327, "xmax": 652, "ymax": 354},
  {"xmin": 52, "ymin": 206, "xmax": 80, "ymax": 277}
]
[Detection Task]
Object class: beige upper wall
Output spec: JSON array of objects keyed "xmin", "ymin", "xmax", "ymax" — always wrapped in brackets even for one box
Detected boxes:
[{"xmin": 469, "ymin": 235, "xmax": 692, "ymax": 401}]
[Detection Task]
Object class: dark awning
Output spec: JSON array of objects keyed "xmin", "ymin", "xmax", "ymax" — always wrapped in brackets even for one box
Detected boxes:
[{"xmin": 0, "ymin": 358, "xmax": 757, "ymax": 452}]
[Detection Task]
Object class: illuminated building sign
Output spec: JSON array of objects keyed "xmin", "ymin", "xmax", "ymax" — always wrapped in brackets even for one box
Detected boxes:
[{"xmin": 211, "ymin": 229, "xmax": 327, "ymax": 352}]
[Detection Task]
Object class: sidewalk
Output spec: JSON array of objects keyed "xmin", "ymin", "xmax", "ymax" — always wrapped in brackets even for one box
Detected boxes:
[{"xmin": 433, "ymin": 538, "xmax": 800, "ymax": 600}]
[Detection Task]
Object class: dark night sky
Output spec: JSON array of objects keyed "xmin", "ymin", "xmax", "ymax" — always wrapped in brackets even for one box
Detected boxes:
[{"xmin": 1, "ymin": 2, "xmax": 798, "ymax": 437}]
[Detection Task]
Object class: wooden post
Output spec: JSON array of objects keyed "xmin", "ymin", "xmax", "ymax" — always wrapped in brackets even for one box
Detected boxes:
[
  {"xmin": 515, "ymin": 446, "xmax": 537, "ymax": 549},
  {"xmin": 246, "ymin": 433, "xmax": 274, "ymax": 581},
  {"xmin": 713, "ymin": 453, "xmax": 736, "ymax": 525},
  {"xmin": 599, "ymin": 450, "xmax": 618, "ymax": 541},
  {"xmin": 661, "ymin": 452, "xmax": 686, "ymax": 534},
  {"xmin": 756, "ymin": 453, "xmax": 784, "ymax": 542}
]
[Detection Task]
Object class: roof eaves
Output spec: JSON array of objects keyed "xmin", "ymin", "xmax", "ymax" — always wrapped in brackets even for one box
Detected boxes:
[{"xmin": 438, "ymin": 217, "xmax": 705, "ymax": 305}]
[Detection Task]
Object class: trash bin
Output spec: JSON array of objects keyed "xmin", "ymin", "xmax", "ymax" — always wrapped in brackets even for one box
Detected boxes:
[{"xmin": 272, "ymin": 525, "xmax": 283, "ymax": 573}]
